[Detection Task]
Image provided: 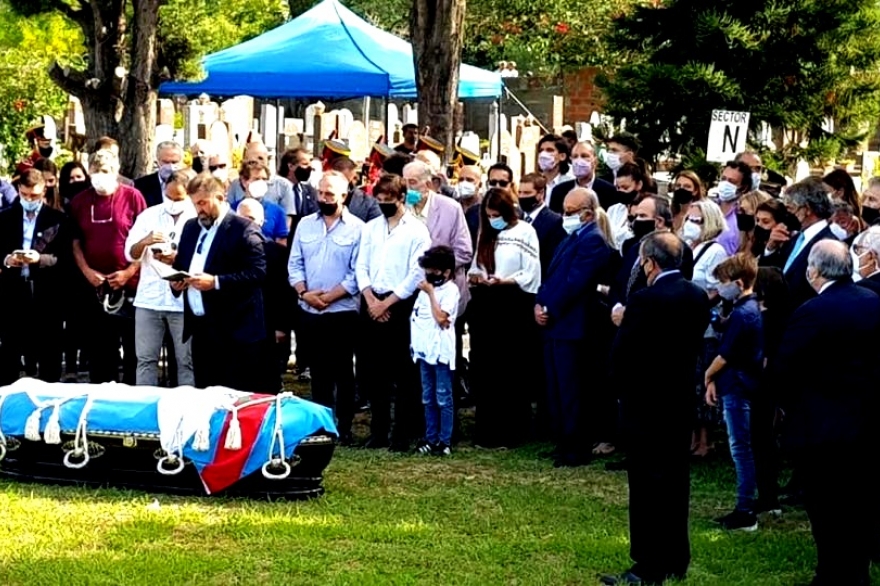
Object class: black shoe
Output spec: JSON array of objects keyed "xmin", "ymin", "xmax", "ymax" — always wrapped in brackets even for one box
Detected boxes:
[
  {"xmin": 599, "ymin": 570, "xmax": 656, "ymax": 585},
  {"xmin": 414, "ymin": 439, "xmax": 434, "ymax": 455},
  {"xmin": 432, "ymin": 442, "xmax": 451, "ymax": 457},
  {"xmin": 362, "ymin": 435, "xmax": 389, "ymax": 449},
  {"xmin": 553, "ymin": 453, "xmax": 591, "ymax": 468},
  {"xmin": 715, "ymin": 509, "xmax": 758, "ymax": 531}
]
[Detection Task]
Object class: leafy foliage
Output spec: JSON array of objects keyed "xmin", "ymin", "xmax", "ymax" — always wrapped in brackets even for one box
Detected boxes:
[{"xmin": 598, "ymin": 0, "xmax": 880, "ymax": 169}]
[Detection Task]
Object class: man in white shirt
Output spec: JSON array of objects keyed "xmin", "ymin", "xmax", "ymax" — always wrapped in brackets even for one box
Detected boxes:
[
  {"xmin": 126, "ymin": 170, "xmax": 197, "ymax": 387},
  {"xmin": 356, "ymin": 174, "xmax": 432, "ymax": 451}
]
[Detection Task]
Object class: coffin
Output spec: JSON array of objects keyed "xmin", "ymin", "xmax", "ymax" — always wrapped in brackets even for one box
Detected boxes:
[{"xmin": 0, "ymin": 379, "xmax": 337, "ymax": 499}]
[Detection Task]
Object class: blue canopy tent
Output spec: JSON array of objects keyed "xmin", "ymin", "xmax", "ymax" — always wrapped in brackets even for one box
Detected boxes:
[{"xmin": 159, "ymin": 0, "xmax": 502, "ymax": 100}]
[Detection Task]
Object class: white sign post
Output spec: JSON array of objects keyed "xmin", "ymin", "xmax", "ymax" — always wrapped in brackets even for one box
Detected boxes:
[{"xmin": 706, "ymin": 110, "xmax": 750, "ymax": 163}]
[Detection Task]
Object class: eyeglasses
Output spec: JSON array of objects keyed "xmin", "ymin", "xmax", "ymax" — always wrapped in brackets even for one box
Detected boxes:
[
  {"xmin": 488, "ymin": 179, "xmax": 510, "ymax": 188},
  {"xmin": 208, "ymin": 164, "xmax": 227, "ymax": 172}
]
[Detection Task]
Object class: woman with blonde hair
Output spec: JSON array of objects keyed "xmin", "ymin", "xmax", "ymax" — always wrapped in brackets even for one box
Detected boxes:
[
  {"xmin": 735, "ymin": 190, "xmax": 772, "ymax": 253},
  {"xmin": 681, "ymin": 198, "xmax": 729, "ymax": 458},
  {"xmin": 670, "ymin": 170, "xmax": 706, "ymax": 231}
]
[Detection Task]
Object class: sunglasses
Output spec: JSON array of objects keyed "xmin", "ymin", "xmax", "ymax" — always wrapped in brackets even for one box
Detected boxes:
[
  {"xmin": 208, "ymin": 164, "xmax": 227, "ymax": 172},
  {"xmin": 488, "ymin": 179, "xmax": 510, "ymax": 188}
]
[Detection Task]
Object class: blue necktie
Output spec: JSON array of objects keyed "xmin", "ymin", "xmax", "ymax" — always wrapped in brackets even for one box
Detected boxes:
[{"xmin": 783, "ymin": 232, "xmax": 806, "ymax": 273}]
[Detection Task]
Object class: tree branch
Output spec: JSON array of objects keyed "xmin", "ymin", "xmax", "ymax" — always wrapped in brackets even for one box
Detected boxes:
[{"xmin": 48, "ymin": 61, "xmax": 93, "ymax": 100}]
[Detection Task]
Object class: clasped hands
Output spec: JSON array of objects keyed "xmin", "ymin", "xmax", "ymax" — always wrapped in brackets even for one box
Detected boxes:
[{"xmin": 301, "ymin": 289, "xmax": 335, "ymax": 311}]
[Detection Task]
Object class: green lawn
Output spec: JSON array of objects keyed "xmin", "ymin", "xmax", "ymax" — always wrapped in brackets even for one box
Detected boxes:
[{"xmin": 0, "ymin": 440, "xmax": 862, "ymax": 586}]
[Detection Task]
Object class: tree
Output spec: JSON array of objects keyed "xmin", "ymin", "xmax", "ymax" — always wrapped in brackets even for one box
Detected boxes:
[
  {"xmin": 597, "ymin": 0, "xmax": 880, "ymax": 170},
  {"xmin": 6, "ymin": 0, "xmax": 286, "ymax": 178},
  {"xmin": 411, "ymin": 0, "xmax": 466, "ymax": 161}
]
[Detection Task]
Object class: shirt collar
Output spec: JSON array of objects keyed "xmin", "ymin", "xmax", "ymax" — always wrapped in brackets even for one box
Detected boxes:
[
  {"xmin": 801, "ymin": 219, "xmax": 828, "ymax": 244},
  {"xmin": 527, "ymin": 202, "xmax": 545, "ymax": 220},
  {"xmin": 653, "ymin": 269, "xmax": 681, "ymax": 284},
  {"xmin": 819, "ymin": 279, "xmax": 837, "ymax": 294}
]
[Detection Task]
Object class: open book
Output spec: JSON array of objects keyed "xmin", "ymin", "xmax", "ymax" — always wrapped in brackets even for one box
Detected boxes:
[{"xmin": 152, "ymin": 260, "xmax": 191, "ymax": 282}]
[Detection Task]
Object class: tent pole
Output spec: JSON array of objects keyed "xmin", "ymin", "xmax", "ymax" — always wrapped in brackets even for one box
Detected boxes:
[
  {"xmin": 275, "ymin": 98, "xmax": 284, "ymax": 169},
  {"xmin": 363, "ymin": 96, "xmax": 371, "ymax": 149},
  {"xmin": 382, "ymin": 98, "xmax": 389, "ymax": 143}
]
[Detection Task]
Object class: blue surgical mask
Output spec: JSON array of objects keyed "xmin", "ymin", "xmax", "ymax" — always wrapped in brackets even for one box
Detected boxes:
[
  {"xmin": 406, "ymin": 189, "xmax": 423, "ymax": 206},
  {"xmin": 20, "ymin": 199, "xmax": 41, "ymax": 214},
  {"xmin": 716, "ymin": 180, "xmax": 739, "ymax": 202},
  {"xmin": 489, "ymin": 216, "xmax": 508, "ymax": 230},
  {"xmin": 751, "ymin": 172, "xmax": 762, "ymax": 191}
]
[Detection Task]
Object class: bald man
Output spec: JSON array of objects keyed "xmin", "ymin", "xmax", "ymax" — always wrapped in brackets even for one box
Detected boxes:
[
  {"xmin": 770, "ymin": 238, "xmax": 880, "ymax": 586},
  {"xmin": 535, "ymin": 187, "xmax": 612, "ymax": 468},
  {"xmin": 603, "ymin": 231, "xmax": 710, "ymax": 586},
  {"xmin": 227, "ymin": 142, "xmax": 296, "ymax": 224}
]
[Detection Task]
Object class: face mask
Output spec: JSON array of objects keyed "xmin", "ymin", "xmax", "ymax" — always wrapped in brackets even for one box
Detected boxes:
[
  {"xmin": 379, "ymin": 202, "xmax": 399, "ymax": 218},
  {"xmin": 406, "ymin": 189, "xmax": 423, "ymax": 206},
  {"xmin": 456, "ymin": 182, "xmax": 476, "ymax": 199},
  {"xmin": 212, "ymin": 168, "xmax": 228, "ymax": 183},
  {"xmin": 489, "ymin": 216, "xmax": 508, "ymax": 231},
  {"xmin": 248, "ymin": 179, "xmax": 268, "ymax": 199},
  {"xmin": 717, "ymin": 282, "xmax": 742, "ymax": 302},
  {"xmin": 716, "ymin": 180, "xmax": 739, "ymax": 202},
  {"xmin": 426, "ymin": 273, "xmax": 447, "ymax": 286},
  {"xmin": 604, "ymin": 152, "xmax": 622, "ymax": 172},
  {"xmin": 829, "ymin": 222, "xmax": 848, "ymax": 241},
  {"xmin": 672, "ymin": 188, "xmax": 694, "ymax": 207},
  {"xmin": 158, "ymin": 163, "xmax": 179, "ymax": 182},
  {"xmin": 863, "ymin": 206, "xmax": 880, "ymax": 225},
  {"xmin": 682, "ymin": 220, "xmax": 702, "ymax": 242},
  {"xmin": 617, "ymin": 190, "xmax": 637, "ymax": 207},
  {"xmin": 852, "ymin": 250, "xmax": 869, "ymax": 282},
  {"xmin": 751, "ymin": 172, "xmax": 762, "ymax": 191},
  {"xmin": 562, "ymin": 214, "xmax": 583, "ymax": 235},
  {"xmin": 39, "ymin": 146, "xmax": 53, "ymax": 158},
  {"xmin": 631, "ymin": 218, "xmax": 656, "ymax": 240},
  {"xmin": 293, "ymin": 166, "xmax": 312, "ymax": 183},
  {"xmin": 20, "ymin": 198, "xmax": 41, "ymax": 213},
  {"xmin": 736, "ymin": 212, "xmax": 756, "ymax": 232},
  {"xmin": 91, "ymin": 172, "xmax": 118, "ymax": 195},
  {"xmin": 192, "ymin": 156, "xmax": 207, "ymax": 174},
  {"xmin": 518, "ymin": 196, "xmax": 539, "ymax": 213},
  {"xmin": 164, "ymin": 198, "xmax": 187, "ymax": 216},
  {"xmin": 318, "ymin": 201, "xmax": 339, "ymax": 216},
  {"xmin": 571, "ymin": 157, "xmax": 592, "ymax": 179},
  {"xmin": 537, "ymin": 152, "xmax": 557, "ymax": 172},
  {"xmin": 753, "ymin": 226, "xmax": 770, "ymax": 243}
]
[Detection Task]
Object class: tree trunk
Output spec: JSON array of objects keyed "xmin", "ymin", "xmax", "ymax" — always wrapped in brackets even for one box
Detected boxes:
[{"xmin": 411, "ymin": 0, "xmax": 466, "ymax": 165}]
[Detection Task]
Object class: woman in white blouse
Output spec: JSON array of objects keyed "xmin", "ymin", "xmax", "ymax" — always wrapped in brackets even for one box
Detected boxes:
[
  {"xmin": 681, "ymin": 198, "xmax": 729, "ymax": 458},
  {"xmin": 467, "ymin": 187, "xmax": 541, "ymax": 448}
]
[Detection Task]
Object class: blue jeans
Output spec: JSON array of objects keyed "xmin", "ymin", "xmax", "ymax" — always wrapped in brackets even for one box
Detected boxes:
[
  {"xmin": 722, "ymin": 393, "xmax": 756, "ymax": 512},
  {"xmin": 419, "ymin": 360, "xmax": 454, "ymax": 446}
]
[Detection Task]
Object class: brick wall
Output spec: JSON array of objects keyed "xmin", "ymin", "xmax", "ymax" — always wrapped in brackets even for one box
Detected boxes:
[{"xmin": 563, "ymin": 67, "xmax": 603, "ymax": 123}]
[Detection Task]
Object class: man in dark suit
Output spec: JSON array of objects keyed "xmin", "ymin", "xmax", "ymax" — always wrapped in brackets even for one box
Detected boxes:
[
  {"xmin": 171, "ymin": 173, "xmax": 267, "ymax": 392},
  {"xmin": 135, "ymin": 141, "xmax": 184, "ymax": 207},
  {"xmin": 0, "ymin": 170, "xmax": 70, "ymax": 384},
  {"xmin": 549, "ymin": 141, "xmax": 617, "ymax": 212},
  {"xmin": 761, "ymin": 177, "xmax": 837, "ymax": 309},
  {"xmin": 535, "ymin": 188, "xmax": 612, "ymax": 467},
  {"xmin": 519, "ymin": 173, "xmax": 566, "ymax": 280},
  {"xmin": 280, "ymin": 147, "xmax": 319, "ymax": 238},
  {"xmin": 773, "ymin": 240, "xmax": 880, "ymax": 586},
  {"xmin": 602, "ymin": 232, "xmax": 711, "ymax": 586}
]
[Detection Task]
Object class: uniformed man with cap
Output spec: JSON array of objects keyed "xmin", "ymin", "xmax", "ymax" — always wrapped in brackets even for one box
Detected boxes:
[
  {"xmin": 16, "ymin": 117, "xmax": 57, "ymax": 177},
  {"xmin": 322, "ymin": 139, "xmax": 351, "ymax": 171},
  {"xmin": 365, "ymin": 142, "xmax": 396, "ymax": 195},
  {"xmin": 417, "ymin": 135, "xmax": 445, "ymax": 159}
]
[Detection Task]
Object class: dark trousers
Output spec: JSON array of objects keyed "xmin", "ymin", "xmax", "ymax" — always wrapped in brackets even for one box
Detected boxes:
[
  {"xmin": 87, "ymin": 297, "xmax": 136, "ymax": 384},
  {"xmin": 302, "ymin": 310, "xmax": 357, "ymax": 436},
  {"xmin": 0, "ymin": 281, "xmax": 63, "ymax": 385},
  {"xmin": 190, "ymin": 321, "xmax": 266, "ymax": 393},
  {"xmin": 544, "ymin": 337, "xmax": 588, "ymax": 456},
  {"xmin": 358, "ymin": 294, "xmax": 420, "ymax": 444},
  {"xmin": 750, "ymin": 391, "xmax": 780, "ymax": 504},
  {"xmin": 624, "ymin": 416, "xmax": 691, "ymax": 581},
  {"xmin": 292, "ymin": 302, "xmax": 311, "ymax": 371},
  {"xmin": 799, "ymin": 445, "xmax": 873, "ymax": 585}
]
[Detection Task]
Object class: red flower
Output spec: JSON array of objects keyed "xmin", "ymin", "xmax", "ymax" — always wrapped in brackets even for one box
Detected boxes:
[
  {"xmin": 12, "ymin": 99, "xmax": 26, "ymax": 112},
  {"xmin": 555, "ymin": 22, "xmax": 570, "ymax": 34}
]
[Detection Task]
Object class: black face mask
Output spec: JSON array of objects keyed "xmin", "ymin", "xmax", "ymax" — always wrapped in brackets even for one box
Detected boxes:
[
  {"xmin": 294, "ymin": 166, "xmax": 312, "ymax": 182},
  {"xmin": 617, "ymin": 190, "xmax": 637, "ymax": 207},
  {"xmin": 863, "ymin": 206, "xmax": 880, "ymax": 225},
  {"xmin": 736, "ymin": 212, "xmax": 756, "ymax": 232},
  {"xmin": 631, "ymin": 218, "xmax": 656, "ymax": 240},
  {"xmin": 672, "ymin": 188, "xmax": 694, "ymax": 207},
  {"xmin": 426, "ymin": 273, "xmax": 447, "ymax": 286},
  {"xmin": 379, "ymin": 202, "xmax": 399, "ymax": 218},
  {"xmin": 518, "ymin": 196, "xmax": 539, "ymax": 213},
  {"xmin": 318, "ymin": 201, "xmax": 338, "ymax": 216},
  {"xmin": 38, "ymin": 146, "xmax": 53, "ymax": 158},
  {"xmin": 753, "ymin": 226, "xmax": 771, "ymax": 243},
  {"xmin": 192, "ymin": 156, "xmax": 207, "ymax": 174}
]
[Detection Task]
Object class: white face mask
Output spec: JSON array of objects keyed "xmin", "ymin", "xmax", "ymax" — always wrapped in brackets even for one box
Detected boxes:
[
  {"xmin": 829, "ymin": 222, "xmax": 848, "ymax": 241},
  {"xmin": 248, "ymin": 179, "xmax": 268, "ymax": 199},
  {"xmin": 716, "ymin": 180, "xmax": 739, "ymax": 202},
  {"xmin": 91, "ymin": 172, "xmax": 118, "ymax": 196},
  {"xmin": 604, "ymin": 152, "xmax": 622, "ymax": 172},
  {"xmin": 212, "ymin": 168, "xmax": 229, "ymax": 183},
  {"xmin": 562, "ymin": 214, "xmax": 583, "ymax": 234},
  {"xmin": 852, "ymin": 249, "xmax": 866, "ymax": 282},
  {"xmin": 164, "ymin": 198, "xmax": 187, "ymax": 216},
  {"xmin": 751, "ymin": 172, "xmax": 762, "ymax": 191},
  {"xmin": 682, "ymin": 220, "xmax": 702, "ymax": 242}
]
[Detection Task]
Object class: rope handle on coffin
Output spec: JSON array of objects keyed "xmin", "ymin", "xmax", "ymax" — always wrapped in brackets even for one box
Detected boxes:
[
  {"xmin": 63, "ymin": 396, "xmax": 95, "ymax": 469},
  {"xmin": 262, "ymin": 393, "xmax": 292, "ymax": 480},
  {"xmin": 219, "ymin": 392, "xmax": 294, "ymax": 452}
]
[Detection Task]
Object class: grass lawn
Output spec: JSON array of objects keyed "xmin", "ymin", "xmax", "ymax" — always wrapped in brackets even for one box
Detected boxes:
[{"xmin": 0, "ymin": 374, "xmax": 873, "ymax": 586}]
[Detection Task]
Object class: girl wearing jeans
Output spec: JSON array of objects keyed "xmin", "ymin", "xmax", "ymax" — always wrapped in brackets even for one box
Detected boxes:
[{"xmin": 411, "ymin": 246, "xmax": 460, "ymax": 456}]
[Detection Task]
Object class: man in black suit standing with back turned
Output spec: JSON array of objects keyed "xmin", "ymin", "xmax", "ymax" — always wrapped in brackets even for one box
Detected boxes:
[
  {"xmin": 602, "ymin": 232, "xmax": 710, "ymax": 586},
  {"xmin": 772, "ymin": 240, "xmax": 880, "ymax": 586},
  {"xmin": 171, "ymin": 173, "xmax": 267, "ymax": 392}
]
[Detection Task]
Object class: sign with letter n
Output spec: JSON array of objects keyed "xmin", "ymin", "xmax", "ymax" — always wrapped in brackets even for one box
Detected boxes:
[{"xmin": 706, "ymin": 110, "xmax": 750, "ymax": 163}]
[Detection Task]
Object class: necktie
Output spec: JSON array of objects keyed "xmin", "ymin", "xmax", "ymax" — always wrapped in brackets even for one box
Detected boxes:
[
  {"xmin": 783, "ymin": 232, "xmax": 806, "ymax": 273},
  {"xmin": 625, "ymin": 257, "xmax": 641, "ymax": 300},
  {"xmin": 525, "ymin": 214, "xmax": 532, "ymax": 224},
  {"xmin": 295, "ymin": 184, "xmax": 302, "ymax": 215}
]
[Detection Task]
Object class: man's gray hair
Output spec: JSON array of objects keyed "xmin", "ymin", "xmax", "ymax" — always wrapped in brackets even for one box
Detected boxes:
[
  {"xmin": 88, "ymin": 149, "xmax": 120, "ymax": 174},
  {"xmin": 156, "ymin": 141, "xmax": 182, "ymax": 157},
  {"xmin": 403, "ymin": 160, "xmax": 433, "ymax": 184},
  {"xmin": 784, "ymin": 177, "xmax": 834, "ymax": 220},
  {"xmin": 856, "ymin": 225, "xmax": 880, "ymax": 257},
  {"xmin": 807, "ymin": 239, "xmax": 852, "ymax": 280}
]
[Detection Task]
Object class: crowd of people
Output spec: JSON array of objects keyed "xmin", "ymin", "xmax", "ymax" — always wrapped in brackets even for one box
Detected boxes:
[{"xmin": 0, "ymin": 129, "xmax": 877, "ymax": 585}]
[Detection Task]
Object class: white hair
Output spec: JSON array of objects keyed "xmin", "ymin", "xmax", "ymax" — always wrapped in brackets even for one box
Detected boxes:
[
  {"xmin": 403, "ymin": 160, "xmax": 433, "ymax": 184},
  {"xmin": 415, "ymin": 151, "xmax": 441, "ymax": 174},
  {"xmin": 156, "ymin": 141, "xmax": 182, "ymax": 157},
  {"xmin": 856, "ymin": 225, "xmax": 880, "ymax": 257},
  {"xmin": 237, "ymin": 198, "xmax": 264, "ymax": 227}
]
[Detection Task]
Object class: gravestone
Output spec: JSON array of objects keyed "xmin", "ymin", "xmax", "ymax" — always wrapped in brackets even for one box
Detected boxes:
[
  {"xmin": 386, "ymin": 103, "xmax": 399, "ymax": 141},
  {"xmin": 155, "ymin": 124, "xmax": 175, "ymax": 146},
  {"xmin": 220, "ymin": 98, "xmax": 252, "ymax": 149},
  {"xmin": 368, "ymin": 121, "xmax": 384, "ymax": 145},
  {"xmin": 348, "ymin": 121, "xmax": 368, "ymax": 162},
  {"xmin": 402, "ymin": 104, "xmax": 418, "ymax": 126},
  {"xmin": 518, "ymin": 121, "xmax": 542, "ymax": 175},
  {"xmin": 185, "ymin": 100, "xmax": 219, "ymax": 147},
  {"xmin": 335, "ymin": 108, "xmax": 354, "ymax": 139},
  {"xmin": 305, "ymin": 103, "xmax": 320, "ymax": 136},
  {"xmin": 260, "ymin": 104, "xmax": 278, "ymax": 149},
  {"xmin": 157, "ymin": 99, "xmax": 175, "ymax": 127},
  {"xmin": 209, "ymin": 121, "xmax": 231, "ymax": 164}
]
